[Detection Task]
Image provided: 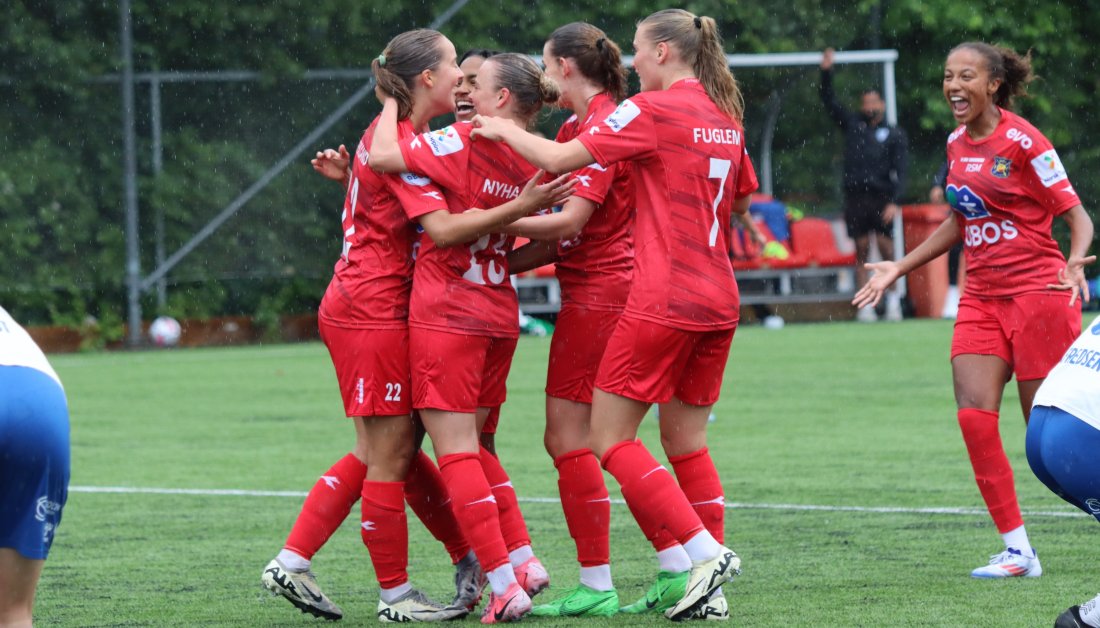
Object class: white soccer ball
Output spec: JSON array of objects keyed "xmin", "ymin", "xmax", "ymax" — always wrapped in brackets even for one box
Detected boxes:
[{"xmin": 149, "ymin": 316, "xmax": 182, "ymax": 347}]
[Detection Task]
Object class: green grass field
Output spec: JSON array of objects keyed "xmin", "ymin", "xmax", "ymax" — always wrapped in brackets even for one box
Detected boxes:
[{"xmin": 35, "ymin": 319, "xmax": 1095, "ymax": 627}]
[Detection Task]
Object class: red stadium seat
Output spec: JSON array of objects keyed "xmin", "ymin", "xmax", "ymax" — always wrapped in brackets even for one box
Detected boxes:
[{"xmin": 789, "ymin": 217, "xmax": 857, "ymax": 266}]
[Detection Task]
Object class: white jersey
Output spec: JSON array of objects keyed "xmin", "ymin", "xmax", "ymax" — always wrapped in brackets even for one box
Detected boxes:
[
  {"xmin": 0, "ymin": 306, "xmax": 61, "ymax": 386},
  {"xmin": 1032, "ymin": 314, "xmax": 1100, "ymax": 430}
]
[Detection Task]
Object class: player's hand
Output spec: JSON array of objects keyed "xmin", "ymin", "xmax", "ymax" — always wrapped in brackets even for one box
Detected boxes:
[
  {"xmin": 929, "ymin": 186, "xmax": 945, "ymax": 204},
  {"xmin": 821, "ymin": 48, "xmax": 835, "ymax": 71},
  {"xmin": 882, "ymin": 203, "xmax": 899, "ymax": 225},
  {"xmin": 311, "ymin": 145, "xmax": 351, "ymax": 183},
  {"xmin": 470, "ymin": 115, "xmax": 517, "ymax": 142},
  {"xmin": 740, "ymin": 215, "xmax": 767, "ymax": 248},
  {"xmin": 1047, "ymin": 254, "xmax": 1097, "ymax": 305},
  {"xmin": 853, "ymin": 261, "xmax": 901, "ymax": 309},
  {"xmin": 518, "ymin": 170, "xmax": 576, "ymax": 213}
]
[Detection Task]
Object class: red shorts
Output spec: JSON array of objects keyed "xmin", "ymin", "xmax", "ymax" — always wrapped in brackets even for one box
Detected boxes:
[
  {"xmin": 594, "ymin": 316, "xmax": 735, "ymax": 406},
  {"xmin": 481, "ymin": 406, "xmax": 500, "ymax": 434},
  {"xmin": 952, "ymin": 292, "xmax": 1082, "ymax": 381},
  {"xmin": 546, "ymin": 304, "xmax": 623, "ymax": 404},
  {"xmin": 319, "ymin": 319, "xmax": 411, "ymax": 417},
  {"xmin": 409, "ymin": 328, "xmax": 518, "ymax": 413}
]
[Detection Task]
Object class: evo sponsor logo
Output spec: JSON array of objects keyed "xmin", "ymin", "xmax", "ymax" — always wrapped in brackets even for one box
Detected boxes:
[
  {"xmin": 1005, "ymin": 127, "xmax": 1034, "ymax": 149},
  {"xmin": 604, "ymin": 99, "xmax": 641, "ymax": 132},
  {"xmin": 1030, "ymin": 148, "xmax": 1069, "ymax": 188}
]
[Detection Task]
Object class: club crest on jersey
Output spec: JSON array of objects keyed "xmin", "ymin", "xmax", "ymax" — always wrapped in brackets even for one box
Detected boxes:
[
  {"xmin": 990, "ymin": 156, "xmax": 1011, "ymax": 179},
  {"xmin": 604, "ymin": 99, "xmax": 641, "ymax": 133},
  {"xmin": 401, "ymin": 172, "xmax": 431, "ymax": 187},
  {"xmin": 424, "ymin": 126, "xmax": 464, "ymax": 156},
  {"xmin": 1030, "ymin": 148, "xmax": 1069, "ymax": 188},
  {"xmin": 945, "ymin": 184, "xmax": 991, "ymax": 220}
]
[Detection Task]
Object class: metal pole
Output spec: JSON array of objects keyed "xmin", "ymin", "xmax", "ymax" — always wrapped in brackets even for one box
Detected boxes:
[
  {"xmin": 883, "ymin": 59, "xmax": 906, "ymax": 297},
  {"xmin": 120, "ymin": 0, "xmax": 142, "ymax": 345},
  {"xmin": 139, "ymin": 0, "xmax": 474, "ymax": 291},
  {"xmin": 759, "ymin": 91, "xmax": 782, "ymax": 197},
  {"xmin": 151, "ymin": 76, "xmax": 166, "ymax": 308}
]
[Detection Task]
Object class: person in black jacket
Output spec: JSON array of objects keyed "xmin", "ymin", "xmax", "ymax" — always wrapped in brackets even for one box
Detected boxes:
[{"xmin": 820, "ymin": 47, "xmax": 908, "ymax": 321}]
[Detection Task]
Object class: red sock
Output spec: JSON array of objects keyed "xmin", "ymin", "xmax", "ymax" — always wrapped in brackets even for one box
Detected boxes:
[
  {"xmin": 554, "ymin": 449, "xmax": 610, "ymax": 567},
  {"xmin": 361, "ymin": 480, "xmax": 408, "ymax": 588},
  {"xmin": 670, "ymin": 447, "xmax": 725, "ymax": 544},
  {"xmin": 601, "ymin": 440, "xmax": 704, "ymax": 546},
  {"xmin": 437, "ymin": 452, "xmax": 510, "ymax": 572},
  {"xmin": 284, "ymin": 453, "xmax": 365, "ymax": 559},
  {"xmin": 958, "ymin": 408, "xmax": 1023, "ymax": 532},
  {"xmin": 404, "ymin": 449, "xmax": 470, "ymax": 563},
  {"xmin": 478, "ymin": 446, "xmax": 531, "ymax": 552}
]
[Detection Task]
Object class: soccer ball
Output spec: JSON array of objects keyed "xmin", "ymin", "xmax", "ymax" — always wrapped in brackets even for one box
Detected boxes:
[{"xmin": 149, "ymin": 316, "xmax": 182, "ymax": 347}]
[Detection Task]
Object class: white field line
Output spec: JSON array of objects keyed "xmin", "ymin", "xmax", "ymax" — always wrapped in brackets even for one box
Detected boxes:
[{"xmin": 69, "ymin": 485, "xmax": 1086, "ymax": 519}]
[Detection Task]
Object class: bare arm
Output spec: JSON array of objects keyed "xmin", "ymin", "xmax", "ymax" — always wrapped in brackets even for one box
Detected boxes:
[
  {"xmin": 508, "ymin": 239, "xmax": 561, "ymax": 275},
  {"xmin": 853, "ymin": 213, "xmax": 962, "ymax": 308},
  {"xmin": 417, "ymin": 171, "xmax": 575, "ymax": 248},
  {"xmin": 367, "ymin": 98, "xmax": 408, "ymax": 173},
  {"xmin": 472, "ymin": 115, "xmax": 596, "ymax": 174},
  {"xmin": 1048, "ymin": 204, "xmax": 1097, "ymax": 304},
  {"xmin": 502, "ymin": 196, "xmax": 597, "ymax": 240}
]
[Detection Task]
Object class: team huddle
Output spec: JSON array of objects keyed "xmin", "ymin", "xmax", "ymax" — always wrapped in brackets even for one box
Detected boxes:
[{"xmin": 249, "ymin": 8, "xmax": 1097, "ymax": 627}]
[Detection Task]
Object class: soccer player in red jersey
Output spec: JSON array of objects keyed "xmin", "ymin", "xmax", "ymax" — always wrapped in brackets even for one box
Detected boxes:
[
  {"xmin": 855, "ymin": 42, "xmax": 1094, "ymax": 579},
  {"xmin": 473, "ymin": 10, "xmax": 755, "ymax": 620},
  {"xmin": 262, "ymin": 31, "xmax": 566, "ymax": 623},
  {"xmin": 369, "ymin": 52, "xmax": 571, "ymax": 624}
]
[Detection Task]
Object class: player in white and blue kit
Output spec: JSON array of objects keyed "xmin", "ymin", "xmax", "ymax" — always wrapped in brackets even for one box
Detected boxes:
[
  {"xmin": 0, "ymin": 305, "xmax": 70, "ymax": 626},
  {"xmin": 1026, "ymin": 313, "xmax": 1100, "ymax": 628}
]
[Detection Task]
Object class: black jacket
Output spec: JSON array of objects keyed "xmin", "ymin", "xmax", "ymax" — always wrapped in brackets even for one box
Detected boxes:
[{"xmin": 820, "ymin": 69, "xmax": 908, "ymax": 202}]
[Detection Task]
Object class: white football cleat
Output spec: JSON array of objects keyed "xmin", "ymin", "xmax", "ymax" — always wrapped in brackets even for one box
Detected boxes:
[
  {"xmin": 665, "ymin": 547, "xmax": 740, "ymax": 621},
  {"xmin": 377, "ymin": 588, "xmax": 468, "ymax": 623},
  {"xmin": 970, "ymin": 547, "xmax": 1042, "ymax": 578},
  {"xmin": 261, "ymin": 558, "xmax": 343, "ymax": 621}
]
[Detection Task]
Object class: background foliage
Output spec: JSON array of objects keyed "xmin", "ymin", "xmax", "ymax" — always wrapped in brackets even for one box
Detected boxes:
[{"xmin": 2, "ymin": 0, "xmax": 1097, "ymax": 325}]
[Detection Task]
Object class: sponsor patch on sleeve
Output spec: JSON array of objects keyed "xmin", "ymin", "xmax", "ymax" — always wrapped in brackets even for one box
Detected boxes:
[
  {"xmin": 604, "ymin": 99, "xmax": 641, "ymax": 133},
  {"xmin": 1030, "ymin": 149, "xmax": 1069, "ymax": 188},
  {"xmin": 400, "ymin": 172, "xmax": 432, "ymax": 187},
  {"xmin": 424, "ymin": 126, "xmax": 464, "ymax": 157}
]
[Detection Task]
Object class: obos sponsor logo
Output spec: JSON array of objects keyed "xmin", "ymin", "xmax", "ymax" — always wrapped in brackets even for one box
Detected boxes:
[
  {"xmin": 604, "ymin": 99, "xmax": 641, "ymax": 133},
  {"xmin": 400, "ymin": 172, "xmax": 431, "ymax": 187},
  {"xmin": 1030, "ymin": 149, "xmax": 1069, "ymax": 188},
  {"xmin": 424, "ymin": 126, "xmax": 464, "ymax": 156},
  {"xmin": 964, "ymin": 220, "xmax": 1018, "ymax": 247}
]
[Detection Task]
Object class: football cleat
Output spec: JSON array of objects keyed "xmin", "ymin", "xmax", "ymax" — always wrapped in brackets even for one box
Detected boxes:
[
  {"xmin": 451, "ymin": 553, "xmax": 487, "ymax": 611},
  {"xmin": 620, "ymin": 570, "xmax": 688, "ymax": 614},
  {"xmin": 1055, "ymin": 593, "xmax": 1100, "ymax": 628},
  {"xmin": 665, "ymin": 547, "xmax": 741, "ymax": 621},
  {"xmin": 530, "ymin": 584, "xmax": 618, "ymax": 617},
  {"xmin": 970, "ymin": 547, "xmax": 1042, "ymax": 578},
  {"xmin": 684, "ymin": 591, "xmax": 729, "ymax": 621},
  {"xmin": 480, "ymin": 582, "xmax": 532, "ymax": 624},
  {"xmin": 377, "ymin": 588, "xmax": 468, "ymax": 623},
  {"xmin": 261, "ymin": 558, "xmax": 343, "ymax": 621},
  {"xmin": 514, "ymin": 556, "xmax": 550, "ymax": 598}
]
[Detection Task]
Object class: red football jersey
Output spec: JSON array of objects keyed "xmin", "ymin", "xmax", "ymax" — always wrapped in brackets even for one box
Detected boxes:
[
  {"xmin": 551, "ymin": 92, "xmax": 635, "ymax": 311},
  {"xmin": 319, "ymin": 117, "xmax": 448, "ymax": 329},
  {"xmin": 577, "ymin": 79, "xmax": 758, "ymax": 331},
  {"xmin": 945, "ymin": 108, "xmax": 1081, "ymax": 298},
  {"xmin": 400, "ymin": 122, "xmax": 538, "ymax": 338}
]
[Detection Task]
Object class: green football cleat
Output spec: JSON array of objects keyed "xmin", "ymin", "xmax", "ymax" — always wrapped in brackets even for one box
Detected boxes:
[
  {"xmin": 619, "ymin": 570, "xmax": 688, "ymax": 614},
  {"xmin": 530, "ymin": 584, "xmax": 619, "ymax": 617}
]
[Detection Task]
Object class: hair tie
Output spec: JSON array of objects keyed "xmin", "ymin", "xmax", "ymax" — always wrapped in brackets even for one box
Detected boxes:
[
  {"xmin": 376, "ymin": 53, "xmax": 387, "ymax": 67},
  {"xmin": 595, "ymin": 37, "xmax": 606, "ymax": 51},
  {"xmin": 693, "ymin": 16, "xmax": 702, "ymax": 28}
]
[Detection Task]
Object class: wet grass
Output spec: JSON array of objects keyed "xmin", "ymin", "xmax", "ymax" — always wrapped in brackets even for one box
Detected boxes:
[{"xmin": 36, "ymin": 318, "xmax": 1094, "ymax": 626}]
